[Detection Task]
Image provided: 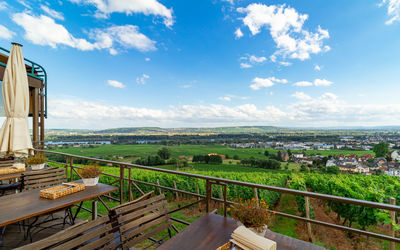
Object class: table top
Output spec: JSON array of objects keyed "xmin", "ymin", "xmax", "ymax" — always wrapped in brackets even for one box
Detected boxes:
[
  {"xmin": 0, "ymin": 182, "xmax": 117, "ymax": 227},
  {"xmin": 157, "ymin": 213, "xmax": 324, "ymax": 250}
]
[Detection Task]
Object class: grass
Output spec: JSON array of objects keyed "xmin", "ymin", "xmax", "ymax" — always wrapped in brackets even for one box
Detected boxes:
[
  {"xmin": 51, "ymin": 144, "xmax": 374, "ymax": 162},
  {"xmin": 268, "ymin": 193, "xmax": 298, "ymax": 238}
]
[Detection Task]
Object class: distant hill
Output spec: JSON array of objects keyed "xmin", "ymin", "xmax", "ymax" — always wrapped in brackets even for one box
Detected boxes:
[{"xmin": 95, "ymin": 126, "xmax": 291, "ymax": 134}]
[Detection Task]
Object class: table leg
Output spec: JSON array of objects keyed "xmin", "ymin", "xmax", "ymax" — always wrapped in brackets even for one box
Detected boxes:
[{"xmin": 92, "ymin": 200, "xmax": 98, "ymax": 220}]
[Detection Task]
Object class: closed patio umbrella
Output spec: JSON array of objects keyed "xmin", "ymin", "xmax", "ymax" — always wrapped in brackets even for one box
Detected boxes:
[{"xmin": 0, "ymin": 43, "xmax": 33, "ymax": 157}]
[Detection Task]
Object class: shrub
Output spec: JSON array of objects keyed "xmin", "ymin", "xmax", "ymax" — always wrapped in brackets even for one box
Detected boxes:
[
  {"xmin": 79, "ymin": 164, "xmax": 102, "ymax": 178},
  {"xmin": 231, "ymin": 198, "xmax": 270, "ymax": 230},
  {"xmin": 25, "ymin": 154, "xmax": 46, "ymax": 165}
]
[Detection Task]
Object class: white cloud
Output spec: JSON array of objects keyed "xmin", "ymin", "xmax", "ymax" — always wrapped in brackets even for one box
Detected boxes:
[
  {"xmin": 70, "ymin": 0, "xmax": 174, "ymax": 27},
  {"xmin": 240, "ymin": 54, "xmax": 267, "ymax": 68},
  {"xmin": 0, "ymin": 1, "xmax": 7, "ymax": 10},
  {"xmin": 219, "ymin": 96, "xmax": 232, "ymax": 101},
  {"xmin": 234, "ymin": 28, "xmax": 243, "ymax": 39},
  {"xmin": 250, "ymin": 77, "xmax": 287, "ymax": 90},
  {"xmin": 12, "ymin": 13, "xmax": 156, "ymax": 54},
  {"xmin": 240, "ymin": 63, "xmax": 252, "ymax": 68},
  {"xmin": 107, "ymin": 80, "xmax": 126, "ymax": 88},
  {"xmin": 237, "ymin": 3, "xmax": 329, "ymax": 62},
  {"xmin": 136, "ymin": 74, "xmax": 150, "ymax": 84},
  {"xmin": 293, "ymin": 81, "xmax": 313, "ymax": 86},
  {"xmin": 0, "ymin": 25, "xmax": 15, "ymax": 40},
  {"xmin": 41, "ymin": 5, "xmax": 64, "ymax": 20},
  {"xmin": 46, "ymin": 94, "xmax": 400, "ymax": 128},
  {"xmin": 291, "ymin": 91, "xmax": 311, "ymax": 100},
  {"xmin": 145, "ymin": 57, "xmax": 151, "ymax": 61},
  {"xmin": 314, "ymin": 65, "xmax": 321, "ymax": 71},
  {"xmin": 381, "ymin": 0, "xmax": 400, "ymax": 24},
  {"xmin": 92, "ymin": 25, "xmax": 156, "ymax": 52},
  {"xmin": 249, "ymin": 55, "xmax": 267, "ymax": 63},
  {"xmin": 279, "ymin": 61, "xmax": 291, "ymax": 66},
  {"xmin": 314, "ymin": 78, "xmax": 333, "ymax": 86},
  {"xmin": 222, "ymin": 0, "xmax": 234, "ymax": 4}
]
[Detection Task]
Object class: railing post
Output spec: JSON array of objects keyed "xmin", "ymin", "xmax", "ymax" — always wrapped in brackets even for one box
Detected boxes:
[
  {"xmin": 206, "ymin": 180, "xmax": 211, "ymax": 213},
  {"xmin": 254, "ymin": 188, "xmax": 259, "ymax": 207},
  {"xmin": 305, "ymin": 196, "xmax": 313, "ymax": 242},
  {"xmin": 128, "ymin": 168, "xmax": 133, "ymax": 201},
  {"xmin": 119, "ymin": 165, "xmax": 124, "ymax": 204},
  {"xmin": 196, "ymin": 182, "xmax": 200, "ymax": 201},
  {"xmin": 69, "ymin": 157, "xmax": 73, "ymax": 182},
  {"xmin": 65, "ymin": 157, "xmax": 69, "ymax": 181},
  {"xmin": 390, "ymin": 197, "xmax": 396, "ymax": 250},
  {"xmin": 173, "ymin": 181, "xmax": 179, "ymax": 201},
  {"xmin": 157, "ymin": 179, "xmax": 162, "ymax": 195},
  {"xmin": 223, "ymin": 184, "xmax": 227, "ymax": 217},
  {"xmin": 92, "ymin": 200, "xmax": 98, "ymax": 220}
]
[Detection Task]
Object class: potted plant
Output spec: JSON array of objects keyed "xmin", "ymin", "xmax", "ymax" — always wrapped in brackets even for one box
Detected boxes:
[
  {"xmin": 231, "ymin": 198, "xmax": 270, "ymax": 236},
  {"xmin": 25, "ymin": 154, "xmax": 47, "ymax": 170},
  {"xmin": 79, "ymin": 164, "xmax": 102, "ymax": 186}
]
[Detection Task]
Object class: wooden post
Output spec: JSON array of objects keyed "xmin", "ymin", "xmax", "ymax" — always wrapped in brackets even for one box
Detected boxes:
[
  {"xmin": 65, "ymin": 157, "xmax": 69, "ymax": 181},
  {"xmin": 92, "ymin": 200, "xmax": 98, "ymax": 220},
  {"xmin": 157, "ymin": 179, "xmax": 162, "ymax": 195},
  {"xmin": 119, "ymin": 165, "xmax": 124, "ymax": 204},
  {"xmin": 390, "ymin": 197, "xmax": 396, "ymax": 250},
  {"xmin": 69, "ymin": 157, "xmax": 73, "ymax": 182},
  {"xmin": 173, "ymin": 180, "xmax": 179, "ymax": 201},
  {"xmin": 39, "ymin": 89, "xmax": 45, "ymax": 149},
  {"xmin": 223, "ymin": 185, "xmax": 227, "ymax": 217},
  {"xmin": 206, "ymin": 180, "xmax": 211, "ymax": 213},
  {"xmin": 32, "ymin": 88, "xmax": 39, "ymax": 149},
  {"xmin": 305, "ymin": 196, "xmax": 313, "ymax": 242},
  {"xmin": 128, "ymin": 168, "xmax": 133, "ymax": 201},
  {"xmin": 219, "ymin": 185, "xmax": 224, "ymax": 200},
  {"xmin": 254, "ymin": 188, "xmax": 259, "ymax": 207},
  {"xmin": 196, "ymin": 182, "xmax": 200, "ymax": 201}
]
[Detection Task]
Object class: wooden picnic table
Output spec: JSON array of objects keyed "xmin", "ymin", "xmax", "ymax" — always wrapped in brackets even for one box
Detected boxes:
[
  {"xmin": 157, "ymin": 213, "xmax": 324, "ymax": 250},
  {"xmin": 0, "ymin": 182, "xmax": 117, "ymax": 227}
]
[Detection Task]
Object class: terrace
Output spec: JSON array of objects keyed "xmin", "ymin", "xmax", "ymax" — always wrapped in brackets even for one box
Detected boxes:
[{"xmin": 0, "ymin": 46, "xmax": 399, "ymax": 250}]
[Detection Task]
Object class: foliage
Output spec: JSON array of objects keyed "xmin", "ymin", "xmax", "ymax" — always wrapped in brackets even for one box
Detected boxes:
[
  {"xmin": 373, "ymin": 142, "xmax": 389, "ymax": 158},
  {"xmin": 192, "ymin": 154, "xmax": 223, "ymax": 164},
  {"xmin": 157, "ymin": 147, "xmax": 171, "ymax": 160},
  {"xmin": 240, "ymin": 157, "xmax": 281, "ymax": 169},
  {"xmin": 289, "ymin": 175, "xmax": 314, "ymax": 218},
  {"xmin": 231, "ymin": 198, "xmax": 270, "ymax": 229},
  {"xmin": 135, "ymin": 155, "xmax": 165, "ymax": 166},
  {"xmin": 78, "ymin": 164, "xmax": 102, "ymax": 178},
  {"xmin": 25, "ymin": 153, "xmax": 47, "ymax": 165}
]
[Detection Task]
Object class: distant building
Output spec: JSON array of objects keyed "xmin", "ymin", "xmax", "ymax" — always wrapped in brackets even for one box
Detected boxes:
[
  {"xmin": 388, "ymin": 151, "xmax": 400, "ymax": 161},
  {"xmin": 279, "ymin": 151, "xmax": 289, "ymax": 162}
]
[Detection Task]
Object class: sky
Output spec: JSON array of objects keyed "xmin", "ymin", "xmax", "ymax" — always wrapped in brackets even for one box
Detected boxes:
[{"xmin": 0, "ymin": 0, "xmax": 400, "ymax": 129}]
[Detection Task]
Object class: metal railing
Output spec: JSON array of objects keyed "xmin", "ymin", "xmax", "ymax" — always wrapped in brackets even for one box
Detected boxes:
[
  {"xmin": 0, "ymin": 46, "xmax": 47, "ymax": 118},
  {"xmin": 36, "ymin": 149, "xmax": 400, "ymax": 245}
]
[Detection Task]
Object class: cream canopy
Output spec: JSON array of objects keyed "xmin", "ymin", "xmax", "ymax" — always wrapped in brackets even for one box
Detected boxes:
[{"xmin": 0, "ymin": 43, "xmax": 33, "ymax": 157}]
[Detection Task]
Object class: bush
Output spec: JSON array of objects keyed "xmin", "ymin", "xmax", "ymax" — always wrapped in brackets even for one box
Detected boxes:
[
  {"xmin": 157, "ymin": 147, "xmax": 171, "ymax": 160},
  {"xmin": 240, "ymin": 157, "xmax": 281, "ymax": 169},
  {"xmin": 192, "ymin": 154, "xmax": 223, "ymax": 164},
  {"xmin": 135, "ymin": 155, "xmax": 164, "ymax": 166}
]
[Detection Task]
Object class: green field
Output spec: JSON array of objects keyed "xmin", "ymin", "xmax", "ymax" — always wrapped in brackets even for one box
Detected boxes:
[{"xmin": 51, "ymin": 144, "xmax": 374, "ymax": 161}]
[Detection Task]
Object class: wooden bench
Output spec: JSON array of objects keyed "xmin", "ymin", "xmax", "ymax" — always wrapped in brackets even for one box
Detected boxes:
[
  {"xmin": 22, "ymin": 167, "xmax": 66, "ymax": 190},
  {"xmin": 15, "ymin": 216, "xmax": 116, "ymax": 250},
  {"xmin": 112, "ymin": 193, "xmax": 173, "ymax": 249}
]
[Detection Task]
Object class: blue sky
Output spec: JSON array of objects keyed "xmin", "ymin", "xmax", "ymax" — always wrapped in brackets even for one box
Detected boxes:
[{"xmin": 0, "ymin": 0, "xmax": 399, "ymax": 129}]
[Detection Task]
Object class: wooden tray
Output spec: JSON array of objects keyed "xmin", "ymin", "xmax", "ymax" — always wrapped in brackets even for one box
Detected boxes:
[{"xmin": 40, "ymin": 183, "xmax": 85, "ymax": 199}]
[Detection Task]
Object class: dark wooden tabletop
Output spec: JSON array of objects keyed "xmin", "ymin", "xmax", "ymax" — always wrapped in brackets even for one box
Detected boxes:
[
  {"xmin": 0, "ymin": 182, "xmax": 117, "ymax": 227},
  {"xmin": 0, "ymin": 172, "xmax": 22, "ymax": 181},
  {"xmin": 157, "ymin": 213, "xmax": 324, "ymax": 250}
]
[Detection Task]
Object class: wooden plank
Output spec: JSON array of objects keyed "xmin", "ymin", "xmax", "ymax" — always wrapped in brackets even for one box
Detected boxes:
[
  {"xmin": 25, "ymin": 175, "xmax": 65, "ymax": 184},
  {"xmin": 53, "ymin": 223, "xmax": 112, "ymax": 250},
  {"xmin": 120, "ymin": 208, "xmax": 168, "ymax": 233},
  {"xmin": 118, "ymin": 200, "xmax": 167, "ymax": 224},
  {"xmin": 114, "ymin": 194, "xmax": 165, "ymax": 215},
  {"xmin": 25, "ymin": 179, "xmax": 65, "ymax": 190},
  {"xmin": 0, "ymin": 182, "xmax": 117, "ymax": 227},
  {"xmin": 24, "ymin": 171, "xmax": 65, "ymax": 180},
  {"xmin": 122, "ymin": 214, "xmax": 169, "ymax": 241},
  {"xmin": 124, "ymin": 221, "xmax": 170, "ymax": 248},
  {"xmin": 111, "ymin": 191, "xmax": 153, "ymax": 212},
  {"xmin": 32, "ymin": 88, "xmax": 39, "ymax": 148},
  {"xmin": 390, "ymin": 197, "xmax": 396, "ymax": 250},
  {"xmin": 0, "ymin": 64, "xmax": 43, "ymax": 88},
  {"xmin": 78, "ymin": 233, "xmax": 115, "ymax": 250}
]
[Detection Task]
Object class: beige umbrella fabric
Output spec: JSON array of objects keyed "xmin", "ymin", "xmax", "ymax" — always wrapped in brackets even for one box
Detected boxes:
[{"xmin": 0, "ymin": 43, "xmax": 33, "ymax": 157}]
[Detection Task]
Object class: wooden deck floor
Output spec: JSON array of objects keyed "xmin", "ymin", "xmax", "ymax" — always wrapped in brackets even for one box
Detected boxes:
[{"xmin": 0, "ymin": 211, "xmax": 81, "ymax": 249}]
